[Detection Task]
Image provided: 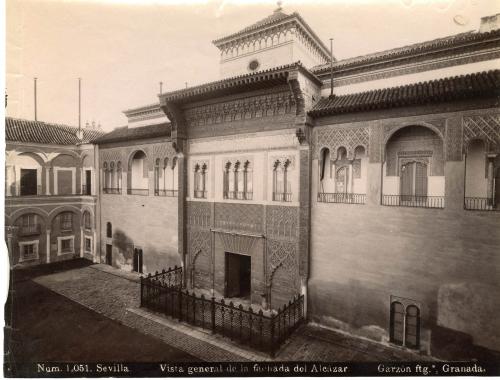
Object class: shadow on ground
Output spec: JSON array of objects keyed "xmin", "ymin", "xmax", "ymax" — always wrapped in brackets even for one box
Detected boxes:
[{"xmin": 4, "ymin": 259, "xmax": 198, "ymax": 377}]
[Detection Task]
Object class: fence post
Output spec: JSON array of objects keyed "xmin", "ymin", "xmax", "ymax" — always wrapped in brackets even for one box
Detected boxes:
[
  {"xmin": 178, "ymin": 288, "xmax": 183, "ymax": 322},
  {"xmin": 211, "ymin": 297, "xmax": 216, "ymax": 334},
  {"xmin": 270, "ymin": 313, "xmax": 275, "ymax": 358},
  {"xmin": 139, "ymin": 276, "xmax": 143, "ymax": 307}
]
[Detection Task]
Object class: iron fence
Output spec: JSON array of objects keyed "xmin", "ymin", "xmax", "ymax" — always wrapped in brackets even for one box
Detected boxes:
[
  {"xmin": 223, "ymin": 191, "xmax": 253, "ymax": 200},
  {"xmin": 155, "ymin": 189, "xmax": 178, "ymax": 197},
  {"xmin": 194, "ymin": 190, "xmax": 207, "ymax": 199},
  {"xmin": 382, "ymin": 195, "xmax": 444, "ymax": 209},
  {"xmin": 140, "ymin": 267, "xmax": 304, "ymax": 357},
  {"xmin": 127, "ymin": 188, "xmax": 149, "ymax": 196},
  {"xmin": 104, "ymin": 188, "xmax": 121, "ymax": 194},
  {"xmin": 464, "ymin": 197, "xmax": 498, "ymax": 211},
  {"xmin": 272, "ymin": 192, "xmax": 292, "ymax": 202},
  {"xmin": 317, "ymin": 192, "xmax": 366, "ymax": 204}
]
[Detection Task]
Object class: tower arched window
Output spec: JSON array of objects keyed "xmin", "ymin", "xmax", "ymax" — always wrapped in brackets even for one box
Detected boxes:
[
  {"xmin": 106, "ymin": 222, "xmax": 112, "ymax": 238},
  {"xmin": 234, "ymin": 161, "xmax": 241, "ymax": 199},
  {"xmin": 194, "ymin": 163, "xmax": 207, "ymax": 199},
  {"xmin": 110, "ymin": 162, "xmax": 115, "ymax": 191},
  {"xmin": 273, "ymin": 160, "xmax": 291, "ymax": 202},
  {"xmin": 103, "ymin": 162, "xmax": 109, "ymax": 193},
  {"xmin": 243, "ymin": 160, "xmax": 252, "ymax": 200},
  {"xmin": 223, "ymin": 162, "xmax": 231, "ymax": 199}
]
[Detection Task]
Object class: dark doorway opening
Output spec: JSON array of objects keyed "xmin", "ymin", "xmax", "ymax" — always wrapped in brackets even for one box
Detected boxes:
[
  {"xmin": 20, "ymin": 169, "xmax": 37, "ymax": 196},
  {"xmin": 225, "ymin": 252, "xmax": 251, "ymax": 299},
  {"xmin": 85, "ymin": 170, "xmax": 92, "ymax": 195},
  {"xmin": 105, "ymin": 244, "xmax": 112, "ymax": 266},
  {"xmin": 133, "ymin": 248, "xmax": 143, "ymax": 273}
]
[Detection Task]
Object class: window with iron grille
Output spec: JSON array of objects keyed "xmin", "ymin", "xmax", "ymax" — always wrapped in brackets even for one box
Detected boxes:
[
  {"xmin": 60, "ymin": 212, "xmax": 73, "ymax": 231},
  {"xmin": 389, "ymin": 297, "xmax": 421, "ymax": 350}
]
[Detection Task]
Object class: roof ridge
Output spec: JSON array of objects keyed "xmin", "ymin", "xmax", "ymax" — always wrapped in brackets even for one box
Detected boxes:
[
  {"xmin": 160, "ymin": 61, "xmax": 306, "ymax": 100},
  {"xmin": 310, "ymin": 69, "xmax": 499, "ymax": 116},
  {"xmin": 313, "ymin": 28, "xmax": 500, "ymax": 73}
]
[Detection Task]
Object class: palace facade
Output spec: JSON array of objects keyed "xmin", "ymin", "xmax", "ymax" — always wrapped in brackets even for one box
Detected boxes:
[{"xmin": 5, "ymin": 6, "xmax": 500, "ymax": 359}]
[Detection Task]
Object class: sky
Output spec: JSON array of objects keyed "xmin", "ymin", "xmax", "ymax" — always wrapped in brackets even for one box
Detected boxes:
[{"xmin": 5, "ymin": 0, "xmax": 500, "ymax": 131}]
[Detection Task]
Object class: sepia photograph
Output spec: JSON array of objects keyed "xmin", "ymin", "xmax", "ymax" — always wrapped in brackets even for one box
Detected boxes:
[{"xmin": 2, "ymin": 0, "xmax": 500, "ymax": 377}]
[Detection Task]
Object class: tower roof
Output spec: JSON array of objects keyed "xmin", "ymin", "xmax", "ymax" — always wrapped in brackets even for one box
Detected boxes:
[{"xmin": 213, "ymin": 8, "xmax": 331, "ymax": 61}]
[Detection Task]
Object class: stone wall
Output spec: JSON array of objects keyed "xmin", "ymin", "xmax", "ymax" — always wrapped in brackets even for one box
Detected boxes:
[
  {"xmin": 99, "ymin": 194, "xmax": 179, "ymax": 274},
  {"xmin": 310, "ymin": 105, "xmax": 500, "ymax": 354}
]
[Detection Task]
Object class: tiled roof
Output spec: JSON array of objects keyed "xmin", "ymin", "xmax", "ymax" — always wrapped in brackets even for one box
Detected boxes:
[
  {"xmin": 5, "ymin": 117, "xmax": 105, "ymax": 145},
  {"xmin": 92, "ymin": 122, "xmax": 171, "ymax": 144},
  {"xmin": 160, "ymin": 62, "xmax": 320, "ymax": 104},
  {"xmin": 213, "ymin": 10, "xmax": 330, "ymax": 58},
  {"xmin": 312, "ymin": 29, "xmax": 500, "ymax": 75},
  {"xmin": 309, "ymin": 70, "xmax": 500, "ymax": 117}
]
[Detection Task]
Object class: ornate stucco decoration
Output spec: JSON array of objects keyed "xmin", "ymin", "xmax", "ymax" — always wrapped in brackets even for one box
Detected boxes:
[
  {"xmin": 463, "ymin": 114, "xmax": 500, "ymax": 153},
  {"xmin": 314, "ymin": 126, "xmax": 369, "ymax": 160}
]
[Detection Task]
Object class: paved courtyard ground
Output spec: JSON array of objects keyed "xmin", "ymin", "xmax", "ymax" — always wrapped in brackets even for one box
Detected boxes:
[
  {"xmin": 6, "ymin": 260, "xmax": 425, "ymax": 365},
  {"xmin": 4, "ymin": 261, "xmax": 198, "ymax": 377}
]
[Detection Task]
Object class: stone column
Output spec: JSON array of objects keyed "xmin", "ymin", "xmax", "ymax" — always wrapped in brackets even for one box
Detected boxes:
[
  {"xmin": 6, "ymin": 166, "xmax": 12, "ymax": 197},
  {"xmin": 367, "ymin": 123, "xmax": 383, "ymax": 206},
  {"xmin": 487, "ymin": 154, "xmax": 497, "ymax": 204},
  {"xmin": 348, "ymin": 160, "xmax": 354, "ymax": 194},
  {"xmin": 48, "ymin": 167, "xmax": 54, "ymax": 195},
  {"xmin": 93, "ymin": 230, "xmax": 97, "ymax": 263},
  {"xmin": 80, "ymin": 229, "xmax": 84, "ymax": 258},
  {"xmin": 6, "ymin": 230, "xmax": 13, "ymax": 262},
  {"xmin": 46, "ymin": 229, "xmax": 51, "ymax": 264},
  {"xmin": 75, "ymin": 165, "xmax": 82, "ymax": 195},
  {"xmin": 444, "ymin": 116, "xmax": 465, "ymax": 211}
]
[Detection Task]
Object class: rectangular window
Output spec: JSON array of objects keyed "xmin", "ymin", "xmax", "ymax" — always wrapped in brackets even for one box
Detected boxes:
[
  {"xmin": 20, "ymin": 169, "xmax": 38, "ymax": 196},
  {"xmin": 84, "ymin": 237, "xmax": 92, "ymax": 253},
  {"xmin": 19, "ymin": 241, "xmax": 39, "ymax": 262},
  {"xmin": 58, "ymin": 236, "xmax": 75, "ymax": 255}
]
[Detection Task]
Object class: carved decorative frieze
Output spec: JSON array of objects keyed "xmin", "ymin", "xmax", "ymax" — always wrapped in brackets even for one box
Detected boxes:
[
  {"xmin": 151, "ymin": 143, "xmax": 177, "ymax": 163},
  {"xmin": 216, "ymin": 21, "xmax": 329, "ymax": 64},
  {"xmin": 314, "ymin": 126, "xmax": 369, "ymax": 160},
  {"xmin": 189, "ymin": 230, "xmax": 211, "ymax": 264},
  {"xmin": 186, "ymin": 201, "xmax": 211, "ymax": 229},
  {"xmin": 183, "ymin": 91, "xmax": 296, "ymax": 130},
  {"xmin": 266, "ymin": 205, "xmax": 299, "ymax": 240},
  {"xmin": 188, "ymin": 132, "xmax": 297, "ymax": 155},
  {"xmin": 100, "ymin": 148, "xmax": 124, "ymax": 166},
  {"xmin": 463, "ymin": 114, "xmax": 500, "ymax": 153},
  {"xmin": 384, "ymin": 123, "xmax": 445, "ymax": 142},
  {"xmin": 214, "ymin": 203, "xmax": 263, "ymax": 233},
  {"xmin": 100, "ymin": 142, "xmax": 177, "ymax": 170},
  {"xmin": 269, "ymin": 155, "xmax": 296, "ymax": 170},
  {"xmin": 192, "ymin": 160, "xmax": 209, "ymax": 171},
  {"xmin": 268, "ymin": 239, "xmax": 297, "ymax": 280},
  {"xmin": 218, "ymin": 233, "xmax": 258, "ymax": 256}
]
